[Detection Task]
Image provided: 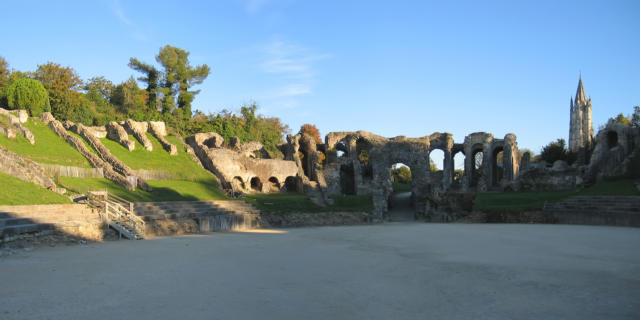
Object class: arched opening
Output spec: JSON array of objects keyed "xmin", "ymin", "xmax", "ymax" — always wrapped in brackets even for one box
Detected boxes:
[
  {"xmin": 429, "ymin": 149, "xmax": 445, "ymax": 172},
  {"xmin": 471, "ymin": 145, "xmax": 484, "ymax": 187},
  {"xmin": 284, "ymin": 176, "xmax": 298, "ymax": 192},
  {"xmin": 607, "ymin": 131, "xmax": 618, "ymax": 149},
  {"xmin": 340, "ymin": 163, "xmax": 356, "ymax": 195},
  {"xmin": 250, "ymin": 177, "xmax": 262, "ymax": 192},
  {"xmin": 268, "ymin": 177, "xmax": 280, "ymax": 192},
  {"xmin": 231, "ymin": 176, "xmax": 245, "ymax": 192},
  {"xmin": 452, "ymin": 150, "xmax": 466, "ymax": 186},
  {"xmin": 389, "ymin": 162, "xmax": 414, "ymax": 221},
  {"xmin": 336, "ymin": 140, "xmax": 349, "ymax": 158},
  {"xmin": 356, "ymin": 138, "xmax": 372, "ymax": 180},
  {"xmin": 492, "ymin": 147, "xmax": 504, "ymax": 187}
]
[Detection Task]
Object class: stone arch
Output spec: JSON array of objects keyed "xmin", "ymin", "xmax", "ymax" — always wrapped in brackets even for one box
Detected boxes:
[
  {"xmin": 452, "ymin": 147, "xmax": 466, "ymax": 186},
  {"xmin": 231, "ymin": 176, "xmax": 245, "ymax": 192},
  {"xmin": 356, "ymin": 137, "xmax": 373, "ymax": 179},
  {"xmin": 429, "ymin": 148, "xmax": 445, "ymax": 171},
  {"xmin": 250, "ymin": 177, "xmax": 262, "ymax": 192},
  {"xmin": 470, "ymin": 144, "xmax": 484, "ymax": 187},
  {"xmin": 491, "ymin": 145, "xmax": 505, "ymax": 187},
  {"xmin": 284, "ymin": 176, "xmax": 298, "ymax": 192},
  {"xmin": 268, "ymin": 177, "xmax": 280, "ymax": 192},
  {"xmin": 336, "ymin": 140, "xmax": 349, "ymax": 158}
]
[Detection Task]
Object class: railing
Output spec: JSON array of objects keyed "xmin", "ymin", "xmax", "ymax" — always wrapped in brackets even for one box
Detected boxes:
[{"xmin": 88, "ymin": 190, "xmax": 145, "ymax": 238}]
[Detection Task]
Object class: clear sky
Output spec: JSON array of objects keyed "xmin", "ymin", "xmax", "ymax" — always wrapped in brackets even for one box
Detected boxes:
[{"xmin": 1, "ymin": 0, "xmax": 638, "ymax": 158}]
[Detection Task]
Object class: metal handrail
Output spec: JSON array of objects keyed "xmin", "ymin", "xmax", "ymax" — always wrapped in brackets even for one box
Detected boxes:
[{"xmin": 88, "ymin": 190, "xmax": 145, "ymax": 237}]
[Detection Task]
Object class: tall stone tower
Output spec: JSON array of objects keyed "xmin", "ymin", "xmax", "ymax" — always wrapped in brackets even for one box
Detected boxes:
[{"xmin": 568, "ymin": 75, "xmax": 593, "ymax": 153}]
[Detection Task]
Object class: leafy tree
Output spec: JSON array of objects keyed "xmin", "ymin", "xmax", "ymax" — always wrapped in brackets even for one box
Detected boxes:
[
  {"xmin": 5, "ymin": 78, "xmax": 50, "ymax": 116},
  {"xmin": 128, "ymin": 58, "xmax": 161, "ymax": 111},
  {"xmin": 632, "ymin": 106, "xmax": 640, "ymax": 128},
  {"xmin": 391, "ymin": 165, "xmax": 412, "ymax": 184},
  {"xmin": 429, "ymin": 159, "xmax": 438, "ymax": 172},
  {"xmin": 33, "ymin": 62, "xmax": 83, "ymax": 119},
  {"xmin": 613, "ymin": 113, "xmax": 632, "ymax": 126},
  {"xmin": 155, "ymin": 45, "xmax": 210, "ymax": 120},
  {"xmin": 110, "ymin": 77, "xmax": 146, "ymax": 116},
  {"xmin": 539, "ymin": 138, "xmax": 567, "ymax": 164},
  {"xmin": 0, "ymin": 56, "xmax": 9, "ymax": 89},
  {"xmin": 299, "ymin": 124, "xmax": 323, "ymax": 144}
]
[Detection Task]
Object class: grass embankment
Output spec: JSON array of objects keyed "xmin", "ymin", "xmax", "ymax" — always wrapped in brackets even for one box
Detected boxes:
[
  {"xmin": 59, "ymin": 177, "xmax": 227, "ymax": 202},
  {"xmin": 245, "ymin": 193, "xmax": 373, "ymax": 214},
  {"xmin": 0, "ymin": 117, "xmax": 91, "ymax": 167},
  {"xmin": 0, "ymin": 172, "xmax": 71, "ymax": 205},
  {"xmin": 473, "ymin": 179, "xmax": 640, "ymax": 213},
  {"xmin": 101, "ymin": 133, "xmax": 211, "ymax": 181}
]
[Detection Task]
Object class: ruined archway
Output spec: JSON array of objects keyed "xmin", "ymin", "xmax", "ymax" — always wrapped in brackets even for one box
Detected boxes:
[
  {"xmin": 340, "ymin": 163, "xmax": 356, "ymax": 195},
  {"xmin": 268, "ymin": 177, "xmax": 280, "ymax": 192},
  {"xmin": 231, "ymin": 176, "xmax": 245, "ymax": 193},
  {"xmin": 471, "ymin": 144, "xmax": 484, "ymax": 187},
  {"xmin": 452, "ymin": 150, "xmax": 466, "ymax": 187},
  {"xmin": 491, "ymin": 146, "xmax": 504, "ymax": 188},
  {"xmin": 336, "ymin": 140, "xmax": 349, "ymax": 158},
  {"xmin": 284, "ymin": 176, "xmax": 298, "ymax": 192},
  {"xmin": 250, "ymin": 177, "xmax": 262, "ymax": 192}
]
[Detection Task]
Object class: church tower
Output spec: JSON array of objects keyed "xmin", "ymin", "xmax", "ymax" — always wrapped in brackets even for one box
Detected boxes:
[{"xmin": 568, "ymin": 75, "xmax": 593, "ymax": 153}]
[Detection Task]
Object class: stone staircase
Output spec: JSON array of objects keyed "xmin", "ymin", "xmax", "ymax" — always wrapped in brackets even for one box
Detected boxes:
[
  {"xmin": 543, "ymin": 196, "xmax": 640, "ymax": 227},
  {"xmin": 133, "ymin": 200, "xmax": 261, "ymax": 235},
  {"xmin": 0, "ymin": 204, "xmax": 103, "ymax": 242}
]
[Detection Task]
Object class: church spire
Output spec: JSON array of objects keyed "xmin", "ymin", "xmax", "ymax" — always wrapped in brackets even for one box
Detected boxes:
[{"xmin": 575, "ymin": 74, "xmax": 586, "ymax": 103}]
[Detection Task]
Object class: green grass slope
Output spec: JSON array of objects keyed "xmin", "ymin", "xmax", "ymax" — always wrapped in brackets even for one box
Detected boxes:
[
  {"xmin": 0, "ymin": 172, "xmax": 71, "ymax": 205},
  {"xmin": 59, "ymin": 177, "xmax": 227, "ymax": 202},
  {"xmin": 101, "ymin": 133, "xmax": 212, "ymax": 180},
  {"xmin": 473, "ymin": 178, "xmax": 640, "ymax": 213},
  {"xmin": 0, "ymin": 117, "xmax": 91, "ymax": 168}
]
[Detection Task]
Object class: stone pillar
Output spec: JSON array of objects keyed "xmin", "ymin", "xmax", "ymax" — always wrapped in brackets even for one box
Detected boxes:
[{"xmin": 442, "ymin": 149, "xmax": 453, "ymax": 187}]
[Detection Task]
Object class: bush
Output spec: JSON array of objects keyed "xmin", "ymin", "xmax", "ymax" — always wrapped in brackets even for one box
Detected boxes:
[{"xmin": 6, "ymin": 78, "xmax": 50, "ymax": 116}]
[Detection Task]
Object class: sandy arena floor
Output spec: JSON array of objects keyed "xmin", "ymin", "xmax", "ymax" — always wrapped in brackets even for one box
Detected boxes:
[{"xmin": 1, "ymin": 223, "xmax": 639, "ymax": 320}]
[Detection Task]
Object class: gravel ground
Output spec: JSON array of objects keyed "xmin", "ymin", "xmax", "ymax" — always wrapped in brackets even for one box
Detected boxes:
[{"xmin": 1, "ymin": 223, "xmax": 639, "ymax": 320}]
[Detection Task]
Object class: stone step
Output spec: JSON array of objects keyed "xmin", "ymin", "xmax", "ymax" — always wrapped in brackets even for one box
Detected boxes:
[
  {"xmin": 1, "ymin": 223, "xmax": 56, "ymax": 237},
  {"xmin": 0, "ymin": 218, "xmax": 33, "ymax": 228}
]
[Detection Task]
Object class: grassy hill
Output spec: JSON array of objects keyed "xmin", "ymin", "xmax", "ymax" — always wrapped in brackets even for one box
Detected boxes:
[
  {"xmin": 0, "ymin": 116, "xmax": 91, "ymax": 167},
  {"xmin": 0, "ymin": 172, "xmax": 71, "ymax": 205}
]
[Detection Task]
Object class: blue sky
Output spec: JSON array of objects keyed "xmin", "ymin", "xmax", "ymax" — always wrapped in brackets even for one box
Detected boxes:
[{"xmin": 1, "ymin": 0, "xmax": 638, "ymax": 160}]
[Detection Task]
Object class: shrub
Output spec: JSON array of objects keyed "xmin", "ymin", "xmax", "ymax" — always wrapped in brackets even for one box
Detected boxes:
[{"xmin": 6, "ymin": 78, "xmax": 50, "ymax": 116}]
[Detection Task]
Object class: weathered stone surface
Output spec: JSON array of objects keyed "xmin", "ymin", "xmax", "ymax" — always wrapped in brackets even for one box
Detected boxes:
[
  {"xmin": 568, "ymin": 76, "xmax": 594, "ymax": 153},
  {"xmin": 44, "ymin": 114, "xmax": 136, "ymax": 191},
  {"xmin": 228, "ymin": 136, "xmax": 240, "ymax": 149},
  {"xmin": 73, "ymin": 123, "xmax": 151, "ymax": 191},
  {"xmin": 17, "ymin": 110, "xmax": 28, "ymax": 123},
  {"xmin": 5, "ymin": 113, "xmax": 35, "ymax": 144},
  {"xmin": 510, "ymin": 167, "xmax": 583, "ymax": 191},
  {"xmin": 105, "ymin": 121, "xmax": 135, "ymax": 151},
  {"xmin": 0, "ymin": 126, "xmax": 16, "ymax": 139},
  {"xmin": 87, "ymin": 126, "xmax": 107, "ymax": 138},
  {"xmin": 238, "ymin": 141, "xmax": 264, "ymax": 158},
  {"xmin": 148, "ymin": 121, "xmax": 177, "ymax": 155},
  {"xmin": 551, "ymin": 160, "xmax": 569, "ymax": 171},
  {"xmin": 188, "ymin": 132, "xmax": 224, "ymax": 149},
  {"xmin": 148, "ymin": 121, "xmax": 167, "ymax": 137},
  {"xmin": 124, "ymin": 119, "xmax": 152, "ymax": 151},
  {"xmin": 39, "ymin": 112, "xmax": 55, "ymax": 124},
  {"xmin": 520, "ymin": 152, "xmax": 531, "ymax": 171},
  {"xmin": 0, "ymin": 146, "xmax": 58, "ymax": 191},
  {"xmin": 187, "ymin": 132, "xmax": 298, "ymax": 193},
  {"xmin": 586, "ymin": 121, "xmax": 640, "ymax": 181}
]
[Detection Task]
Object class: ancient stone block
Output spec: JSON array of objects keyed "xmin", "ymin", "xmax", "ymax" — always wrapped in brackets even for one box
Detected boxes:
[
  {"xmin": 149, "ymin": 121, "xmax": 167, "ymax": 137},
  {"xmin": 105, "ymin": 121, "xmax": 135, "ymax": 151},
  {"xmin": 124, "ymin": 119, "xmax": 152, "ymax": 151}
]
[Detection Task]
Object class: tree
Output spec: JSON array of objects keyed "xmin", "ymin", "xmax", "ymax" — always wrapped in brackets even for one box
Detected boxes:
[
  {"xmin": 613, "ymin": 113, "xmax": 632, "ymax": 126},
  {"xmin": 299, "ymin": 124, "xmax": 323, "ymax": 144},
  {"xmin": 128, "ymin": 58, "xmax": 161, "ymax": 111},
  {"xmin": 539, "ymin": 138, "xmax": 567, "ymax": 164},
  {"xmin": 391, "ymin": 165, "xmax": 412, "ymax": 184},
  {"xmin": 0, "ymin": 56, "xmax": 9, "ymax": 89},
  {"xmin": 5, "ymin": 78, "xmax": 50, "ymax": 116},
  {"xmin": 632, "ymin": 106, "xmax": 640, "ymax": 128},
  {"xmin": 110, "ymin": 77, "xmax": 146, "ymax": 115},
  {"xmin": 33, "ymin": 62, "xmax": 83, "ymax": 119},
  {"xmin": 155, "ymin": 45, "xmax": 210, "ymax": 119}
]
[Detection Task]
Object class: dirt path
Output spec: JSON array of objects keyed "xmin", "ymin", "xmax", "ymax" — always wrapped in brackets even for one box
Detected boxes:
[{"xmin": 1, "ymin": 224, "xmax": 639, "ymax": 320}]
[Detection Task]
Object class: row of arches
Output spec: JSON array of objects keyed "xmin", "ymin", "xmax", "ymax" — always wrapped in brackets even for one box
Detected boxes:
[{"xmin": 231, "ymin": 176, "xmax": 299, "ymax": 193}]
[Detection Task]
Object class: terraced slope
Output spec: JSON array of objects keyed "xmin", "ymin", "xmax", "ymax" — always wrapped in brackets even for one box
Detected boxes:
[{"xmin": 0, "ymin": 117, "xmax": 91, "ymax": 168}]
